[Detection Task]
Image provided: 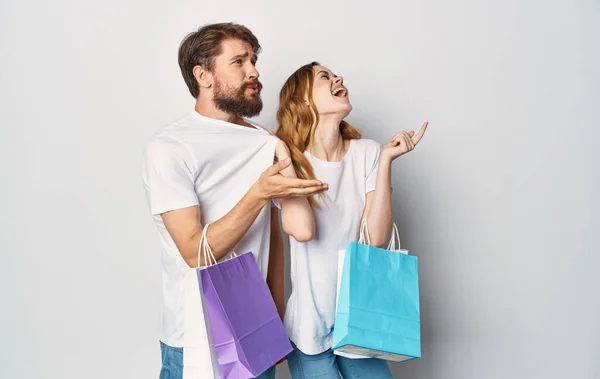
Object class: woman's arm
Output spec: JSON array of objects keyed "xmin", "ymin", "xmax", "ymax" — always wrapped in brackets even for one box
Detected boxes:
[
  {"xmin": 362, "ymin": 122, "xmax": 429, "ymax": 246},
  {"xmin": 275, "ymin": 141, "xmax": 318, "ymax": 242},
  {"xmin": 362, "ymin": 157, "xmax": 394, "ymax": 247}
]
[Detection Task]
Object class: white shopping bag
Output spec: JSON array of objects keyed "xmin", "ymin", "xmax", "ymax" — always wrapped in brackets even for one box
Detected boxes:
[{"xmin": 182, "ymin": 225, "xmax": 222, "ymax": 379}]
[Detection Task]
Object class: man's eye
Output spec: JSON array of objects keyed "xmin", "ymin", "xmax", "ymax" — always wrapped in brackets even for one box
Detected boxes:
[
  {"xmin": 322, "ymin": 75, "xmax": 329, "ymax": 80},
  {"xmin": 234, "ymin": 60, "xmax": 242, "ymax": 64}
]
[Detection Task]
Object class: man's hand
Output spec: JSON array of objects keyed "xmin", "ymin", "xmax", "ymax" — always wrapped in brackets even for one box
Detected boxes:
[{"xmin": 253, "ymin": 158, "xmax": 328, "ymax": 200}]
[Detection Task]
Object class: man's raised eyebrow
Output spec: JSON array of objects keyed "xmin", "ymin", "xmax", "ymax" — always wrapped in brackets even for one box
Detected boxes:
[
  {"xmin": 230, "ymin": 52, "xmax": 249, "ymax": 61},
  {"xmin": 230, "ymin": 52, "xmax": 258, "ymax": 63}
]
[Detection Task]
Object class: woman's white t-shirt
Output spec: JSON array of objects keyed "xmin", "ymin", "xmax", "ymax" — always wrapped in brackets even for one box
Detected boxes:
[{"xmin": 284, "ymin": 138, "xmax": 381, "ymax": 355}]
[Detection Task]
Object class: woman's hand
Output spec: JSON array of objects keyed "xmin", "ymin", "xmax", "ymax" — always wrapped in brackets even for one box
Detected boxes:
[{"xmin": 381, "ymin": 121, "xmax": 428, "ymax": 162}]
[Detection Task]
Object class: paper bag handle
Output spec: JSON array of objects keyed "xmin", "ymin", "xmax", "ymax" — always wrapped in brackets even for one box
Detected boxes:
[
  {"xmin": 196, "ymin": 223, "xmax": 239, "ymax": 268},
  {"xmin": 197, "ymin": 223, "xmax": 217, "ymax": 268},
  {"xmin": 358, "ymin": 218, "xmax": 402, "ymax": 251}
]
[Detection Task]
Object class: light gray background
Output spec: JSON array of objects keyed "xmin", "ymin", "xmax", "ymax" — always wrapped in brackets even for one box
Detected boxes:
[{"xmin": 1, "ymin": 0, "xmax": 598, "ymax": 378}]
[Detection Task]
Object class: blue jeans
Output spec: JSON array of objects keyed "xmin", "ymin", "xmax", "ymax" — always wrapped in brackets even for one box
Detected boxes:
[
  {"xmin": 159, "ymin": 341, "xmax": 276, "ymax": 379},
  {"xmin": 287, "ymin": 342, "xmax": 393, "ymax": 379}
]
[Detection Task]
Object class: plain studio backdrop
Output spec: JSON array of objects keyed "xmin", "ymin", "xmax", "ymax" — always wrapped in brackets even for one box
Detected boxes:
[{"xmin": 1, "ymin": 0, "xmax": 599, "ymax": 378}]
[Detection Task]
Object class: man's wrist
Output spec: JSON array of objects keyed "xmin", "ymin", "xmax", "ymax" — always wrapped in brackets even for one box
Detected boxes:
[{"xmin": 248, "ymin": 182, "xmax": 270, "ymax": 205}]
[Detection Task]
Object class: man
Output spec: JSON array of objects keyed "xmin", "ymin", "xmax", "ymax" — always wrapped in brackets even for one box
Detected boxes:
[{"xmin": 142, "ymin": 23, "xmax": 327, "ymax": 379}]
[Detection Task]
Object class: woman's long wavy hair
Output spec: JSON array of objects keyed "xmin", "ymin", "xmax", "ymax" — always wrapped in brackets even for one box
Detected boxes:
[{"xmin": 276, "ymin": 62, "xmax": 362, "ymax": 207}]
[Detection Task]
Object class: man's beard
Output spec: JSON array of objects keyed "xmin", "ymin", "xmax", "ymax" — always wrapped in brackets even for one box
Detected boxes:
[{"xmin": 213, "ymin": 78, "xmax": 263, "ymax": 118}]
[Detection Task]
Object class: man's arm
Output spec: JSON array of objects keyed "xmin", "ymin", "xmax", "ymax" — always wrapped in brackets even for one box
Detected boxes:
[
  {"xmin": 267, "ymin": 207, "xmax": 285, "ymax": 320},
  {"xmin": 161, "ymin": 187, "xmax": 268, "ymax": 267},
  {"xmin": 161, "ymin": 158, "xmax": 327, "ymax": 267}
]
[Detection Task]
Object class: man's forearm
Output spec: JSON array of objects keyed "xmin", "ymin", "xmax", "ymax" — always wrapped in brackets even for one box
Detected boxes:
[
  {"xmin": 166, "ymin": 157, "xmax": 326, "ymax": 268},
  {"xmin": 191, "ymin": 185, "xmax": 269, "ymax": 266}
]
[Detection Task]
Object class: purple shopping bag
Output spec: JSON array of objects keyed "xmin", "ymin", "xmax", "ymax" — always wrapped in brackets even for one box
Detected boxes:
[{"xmin": 198, "ymin": 226, "xmax": 292, "ymax": 378}]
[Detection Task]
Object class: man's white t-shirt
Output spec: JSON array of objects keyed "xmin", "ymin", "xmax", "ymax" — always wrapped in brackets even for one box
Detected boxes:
[
  {"xmin": 283, "ymin": 138, "xmax": 381, "ymax": 355},
  {"xmin": 142, "ymin": 110, "xmax": 278, "ymax": 348}
]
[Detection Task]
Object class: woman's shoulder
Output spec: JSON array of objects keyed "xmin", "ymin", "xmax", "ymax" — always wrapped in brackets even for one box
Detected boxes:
[{"xmin": 351, "ymin": 138, "xmax": 381, "ymax": 155}]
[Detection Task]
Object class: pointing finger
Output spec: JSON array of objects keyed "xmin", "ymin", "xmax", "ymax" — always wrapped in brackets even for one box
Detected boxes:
[{"xmin": 412, "ymin": 122, "xmax": 428, "ymax": 145}]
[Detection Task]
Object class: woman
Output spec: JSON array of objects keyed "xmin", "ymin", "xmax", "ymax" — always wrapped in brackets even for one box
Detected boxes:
[{"xmin": 275, "ymin": 62, "xmax": 427, "ymax": 378}]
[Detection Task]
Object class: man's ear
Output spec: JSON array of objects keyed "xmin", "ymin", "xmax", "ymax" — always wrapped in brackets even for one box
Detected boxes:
[{"xmin": 193, "ymin": 65, "xmax": 212, "ymax": 89}]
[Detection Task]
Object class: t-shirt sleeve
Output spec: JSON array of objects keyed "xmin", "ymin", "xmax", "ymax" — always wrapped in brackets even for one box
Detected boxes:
[
  {"xmin": 143, "ymin": 138, "xmax": 199, "ymax": 215},
  {"xmin": 365, "ymin": 140, "xmax": 382, "ymax": 194}
]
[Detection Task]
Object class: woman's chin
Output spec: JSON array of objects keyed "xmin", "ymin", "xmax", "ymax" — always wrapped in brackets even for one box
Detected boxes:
[
  {"xmin": 341, "ymin": 103, "xmax": 353, "ymax": 117},
  {"xmin": 318, "ymin": 103, "xmax": 352, "ymax": 119}
]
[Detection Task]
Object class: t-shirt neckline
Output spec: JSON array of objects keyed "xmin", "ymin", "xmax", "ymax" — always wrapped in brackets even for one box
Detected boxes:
[
  {"xmin": 305, "ymin": 139, "xmax": 354, "ymax": 168},
  {"xmin": 189, "ymin": 110, "xmax": 266, "ymax": 132}
]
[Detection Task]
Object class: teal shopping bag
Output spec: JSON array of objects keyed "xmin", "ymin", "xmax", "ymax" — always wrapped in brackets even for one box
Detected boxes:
[{"xmin": 333, "ymin": 222, "xmax": 421, "ymax": 362}]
